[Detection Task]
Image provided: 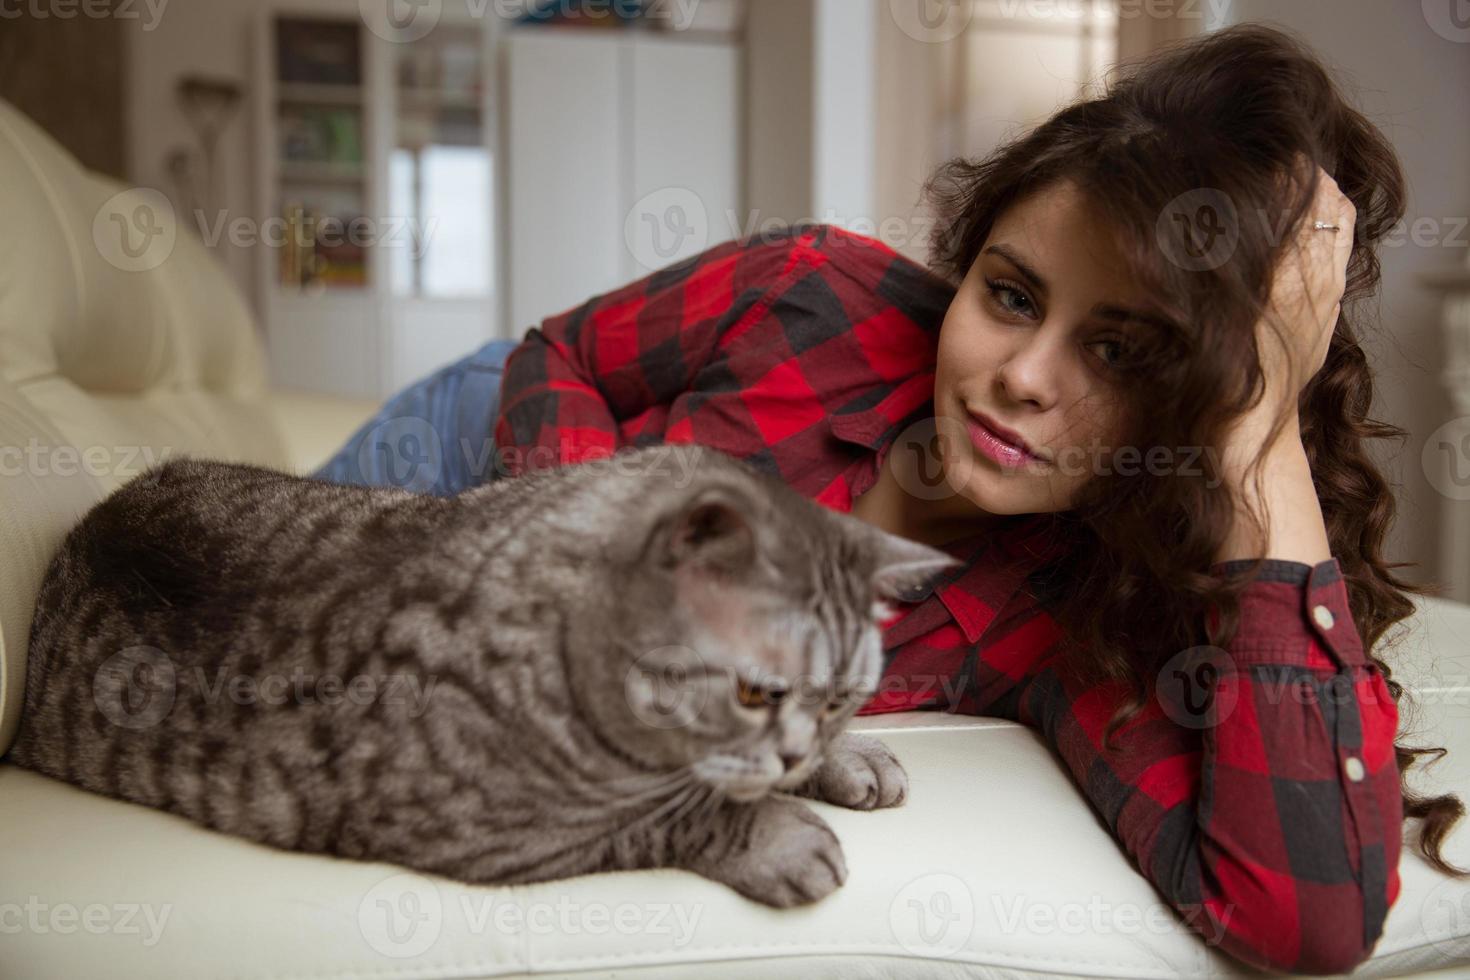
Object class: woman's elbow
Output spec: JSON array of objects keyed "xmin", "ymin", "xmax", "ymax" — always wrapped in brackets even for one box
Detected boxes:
[
  {"xmin": 1291, "ymin": 923, "xmax": 1378, "ymax": 976},
  {"xmin": 1219, "ymin": 893, "xmax": 1385, "ymax": 975}
]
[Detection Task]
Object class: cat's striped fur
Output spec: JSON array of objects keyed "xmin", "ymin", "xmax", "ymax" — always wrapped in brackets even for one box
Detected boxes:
[{"xmin": 7, "ymin": 444, "xmax": 957, "ymax": 906}]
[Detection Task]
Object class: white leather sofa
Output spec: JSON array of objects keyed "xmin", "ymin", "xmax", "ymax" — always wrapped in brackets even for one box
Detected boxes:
[{"xmin": 1, "ymin": 97, "xmax": 1469, "ymax": 979}]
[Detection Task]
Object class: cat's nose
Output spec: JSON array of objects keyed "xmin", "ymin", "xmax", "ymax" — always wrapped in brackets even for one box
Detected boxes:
[{"xmin": 779, "ymin": 751, "xmax": 805, "ymax": 772}]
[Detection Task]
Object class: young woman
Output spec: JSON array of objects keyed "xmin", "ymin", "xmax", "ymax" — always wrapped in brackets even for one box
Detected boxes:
[{"xmin": 315, "ymin": 24, "xmax": 1462, "ymax": 974}]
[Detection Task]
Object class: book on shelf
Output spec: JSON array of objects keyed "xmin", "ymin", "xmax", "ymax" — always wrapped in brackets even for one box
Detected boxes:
[
  {"xmin": 279, "ymin": 106, "xmax": 363, "ymax": 168},
  {"xmin": 278, "ymin": 202, "xmax": 368, "ymax": 290},
  {"xmin": 276, "ymin": 19, "xmax": 362, "ymax": 86}
]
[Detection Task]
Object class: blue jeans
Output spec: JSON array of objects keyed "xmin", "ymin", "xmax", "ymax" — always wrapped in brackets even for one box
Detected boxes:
[{"xmin": 311, "ymin": 338, "xmax": 521, "ymax": 496}]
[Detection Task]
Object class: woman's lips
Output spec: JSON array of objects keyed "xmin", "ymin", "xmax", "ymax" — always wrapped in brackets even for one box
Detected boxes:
[{"xmin": 964, "ymin": 411, "xmax": 1047, "ymax": 470}]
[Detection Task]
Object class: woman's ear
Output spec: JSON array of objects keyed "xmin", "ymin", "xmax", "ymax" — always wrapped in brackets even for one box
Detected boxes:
[{"xmin": 868, "ymin": 529, "xmax": 962, "ymax": 600}]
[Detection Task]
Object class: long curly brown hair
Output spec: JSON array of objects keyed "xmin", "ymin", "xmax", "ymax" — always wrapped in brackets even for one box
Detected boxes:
[{"xmin": 922, "ymin": 23, "xmax": 1463, "ymax": 875}]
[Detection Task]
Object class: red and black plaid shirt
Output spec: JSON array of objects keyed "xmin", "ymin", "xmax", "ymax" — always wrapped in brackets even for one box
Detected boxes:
[{"xmin": 492, "ymin": 224, "xmax": 1402, "ymax": 974}]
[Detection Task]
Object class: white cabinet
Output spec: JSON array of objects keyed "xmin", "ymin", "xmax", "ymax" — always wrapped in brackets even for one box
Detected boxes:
[
  {"xmin": 504, "ymin": 29, "xmax": 741, "ymax": 335},
  {"xmin": 628, "ymin": 35, "xmax": 742, "ymax": 270},
  {"xmin": 504, "ymin": 32, "xmax": 625, "ymax": 336}
]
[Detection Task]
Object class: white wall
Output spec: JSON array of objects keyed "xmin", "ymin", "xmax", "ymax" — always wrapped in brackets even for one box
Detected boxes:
[
  {"xmin": 127, "ymin": 0, "xmax": 267, "ymax": 318},
  {"xmin": 743, "ymin": 0, "xmax": 814, "ymax": 226},
  {"xmin": 872, "ymin": 2, "xmax": 1122, "ymax": 265},
  {"xmin": 1225, "ymin": 0, "xmax": 1470, "ymax": 591},
  {"xmin": 812, "ymin": 0, "xmax": 877, "ymax": 228},
  {"xmin": 873, "ymin": 4, "xmax": 946, "ymax": 264}
]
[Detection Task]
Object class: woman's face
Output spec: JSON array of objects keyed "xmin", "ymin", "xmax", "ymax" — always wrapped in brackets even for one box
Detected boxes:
[{"xmin": 933, "ymin": 179, "xmax": 1157, "ymax": 515}]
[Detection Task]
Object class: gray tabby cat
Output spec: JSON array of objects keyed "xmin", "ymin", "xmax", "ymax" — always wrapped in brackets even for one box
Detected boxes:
[{"xmin": 8, "ymin": 444, "xmax": 958, "ymax": 907}]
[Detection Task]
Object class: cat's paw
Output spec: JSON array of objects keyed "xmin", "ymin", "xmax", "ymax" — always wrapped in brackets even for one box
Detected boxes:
[
  {"xmin": 689, "ymin": 796, "xmax": 847, "ymax": 907},
  {"xmin": 793, "ymin": 732, "xmax": 908, "ymax": 810}
]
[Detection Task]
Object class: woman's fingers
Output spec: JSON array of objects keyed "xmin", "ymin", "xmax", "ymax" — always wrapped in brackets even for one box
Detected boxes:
[{"xmin": 1258, "ymin": 164, "xmax": 1355, "ymax": 398}]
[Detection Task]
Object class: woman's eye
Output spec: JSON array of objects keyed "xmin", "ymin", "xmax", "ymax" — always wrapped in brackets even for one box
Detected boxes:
[
  {"xmin": 985, "ymin": 279, "xmax": 1035, "ymax": 318},
  {"xmin": 1088, "ymin": 338, "xmax": 1129, "ymax": 368}
]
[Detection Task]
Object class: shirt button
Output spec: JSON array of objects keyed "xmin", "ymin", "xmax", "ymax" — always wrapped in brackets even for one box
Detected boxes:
[
  {"xmin": 1312, "ymin": 604, "xmax": 1335, "ymax": 630},
  {"xmin": 1344, "ymin": 756, "xmax": 1365, "ymax": 782}
]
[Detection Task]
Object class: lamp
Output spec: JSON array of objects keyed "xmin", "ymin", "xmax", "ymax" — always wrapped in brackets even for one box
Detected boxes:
[{"xmin": 172, "ymin": 74, "xmax": 243, "ymax": 220}]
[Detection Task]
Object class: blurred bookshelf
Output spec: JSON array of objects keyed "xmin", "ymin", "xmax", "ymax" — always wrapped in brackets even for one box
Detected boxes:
[
  {"xmin": 249, "ymin": 3, "xmax": 738, "ymax": 401},
  {"xmin": 272, "ymin": 17, "xmax": 369, "ymax": 291},
  {"xmin": 253, "ymin": 7, "xmax": 500, "ymax": 401}
]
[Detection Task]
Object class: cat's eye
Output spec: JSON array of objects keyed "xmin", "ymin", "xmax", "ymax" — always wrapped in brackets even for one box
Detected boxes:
[{"xmin": 735, "ymin": 676, "xmax": 786, "ymax": 709}]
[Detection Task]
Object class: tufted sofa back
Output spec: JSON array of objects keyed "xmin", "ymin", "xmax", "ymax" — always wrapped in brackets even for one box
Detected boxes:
[{"xmin": 0, "ymin": 99, "xmax": 292, "ymax": 753}]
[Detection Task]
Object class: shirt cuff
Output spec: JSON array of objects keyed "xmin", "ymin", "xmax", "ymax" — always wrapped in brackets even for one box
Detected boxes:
[{"xmin": 1206, "ymin": 556, "xmax": 1367, "ymax": 669}]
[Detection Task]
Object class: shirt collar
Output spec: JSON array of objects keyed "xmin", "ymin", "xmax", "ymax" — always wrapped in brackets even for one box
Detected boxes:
[
  {"xmin": 826, "ymin": 372, "xmax": 937, "ymax": 452},
  {"xmin": 933, "ymin": 515, "xmax": 1062, "ymax": 643}
]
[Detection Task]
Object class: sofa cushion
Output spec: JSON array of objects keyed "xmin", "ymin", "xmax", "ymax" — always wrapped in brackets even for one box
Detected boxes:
[
  {"xmin": 0, "ymin": 99, "xmax": 289, "ymax": 753},
  {"xmin": 0, "ymin": 703, "xmax": 1466, "ymax": 978}
]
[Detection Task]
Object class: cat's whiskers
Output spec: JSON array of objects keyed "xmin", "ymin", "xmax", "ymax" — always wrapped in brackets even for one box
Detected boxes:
[
  {"xmin": 577, "ymin": 767, "xmax": 695, "ymax": 807},
  {"xmin": 620, "ymin": 780, "xmax": 704, "ymax": 837},
  {"xmin": 679, "ymin": 787, "xmax": 727, "ymax": 838},
  {"xmin": 588, "ymin": 766, "xmax": 694, "ymax": 790},
  {"xmin": 554, "ymin": 771, "xmax": 697, "ymax": 832},
  {"xmin": 601, "ymin": 781, "xmax": 697, "ymax": 816},
  {"xmin": 654, "ymin": 782, "xmax": 715, "ymax": 835}
]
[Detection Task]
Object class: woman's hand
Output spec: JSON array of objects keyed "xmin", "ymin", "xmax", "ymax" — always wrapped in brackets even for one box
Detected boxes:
[
  {"xmin": 1224, "ymin": 162, "xmax": 1357, "ymax": 462},
  {"xmin": 1213, "ymin": 161, "xmax": 1350, "ymax": 566},
  {"xmin": 1259, "ymin": 163, "xmax": 1357, "ymax": 406}
]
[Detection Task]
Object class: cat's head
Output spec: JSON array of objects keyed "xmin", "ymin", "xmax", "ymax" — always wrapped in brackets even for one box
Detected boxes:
[{"xmin": 580, "ymin": 446, "xmax": 960, "ymax": 802}]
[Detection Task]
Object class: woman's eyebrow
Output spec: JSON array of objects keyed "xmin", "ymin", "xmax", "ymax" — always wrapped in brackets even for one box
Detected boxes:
[
  {"xmin": 985, "ymin": 243, "xmax": 1167, "ymax": 331},
  {"xmin": 984, "ymin": 244, "xmax": 1048, "ymax": 297},
  {"xmin": 1092, "ymin": 304, "xmax": 1173, "ymax": 335}
]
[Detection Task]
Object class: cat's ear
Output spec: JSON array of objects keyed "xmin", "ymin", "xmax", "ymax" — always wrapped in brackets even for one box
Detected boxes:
[
  {"xmin": 665, "ymin": 485, "xmax": 757, "ymax": 574},
  {"xmin": 869, "ymin": 530, "xmax": 963, "ymax": 600}
]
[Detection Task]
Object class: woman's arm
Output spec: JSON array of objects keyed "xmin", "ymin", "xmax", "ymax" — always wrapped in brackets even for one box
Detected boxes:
[
  {"xmin": 490, "ymin": 223, "xmax": 948, "ymax": 479},
  {"xmin": 491, "ymin": 238, "xmax": 746, "ymax": 475},
  {"xmin": 1027, "ymin": 164, "xmax": 1399, "ymax": 973},
  {"xmin": 491, "ymin": 229, "xmax": 828, "ymax": 477},
  {"xmin": 1021, "ymin": 555, "xmax": 1401, "ymax": 974},
  {"xmin": 1214, "ymin": 156, "xmax": 1354, "ymax": 568},
  {"xmin": 1214, "ymin": 413, "xmax": 1331, "ymax": 564}
]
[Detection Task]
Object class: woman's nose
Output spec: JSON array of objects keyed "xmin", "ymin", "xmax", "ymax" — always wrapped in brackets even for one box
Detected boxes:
[{"xmin": 997, "ymin": 340, "xmax": 1058, "ymax": 410}]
